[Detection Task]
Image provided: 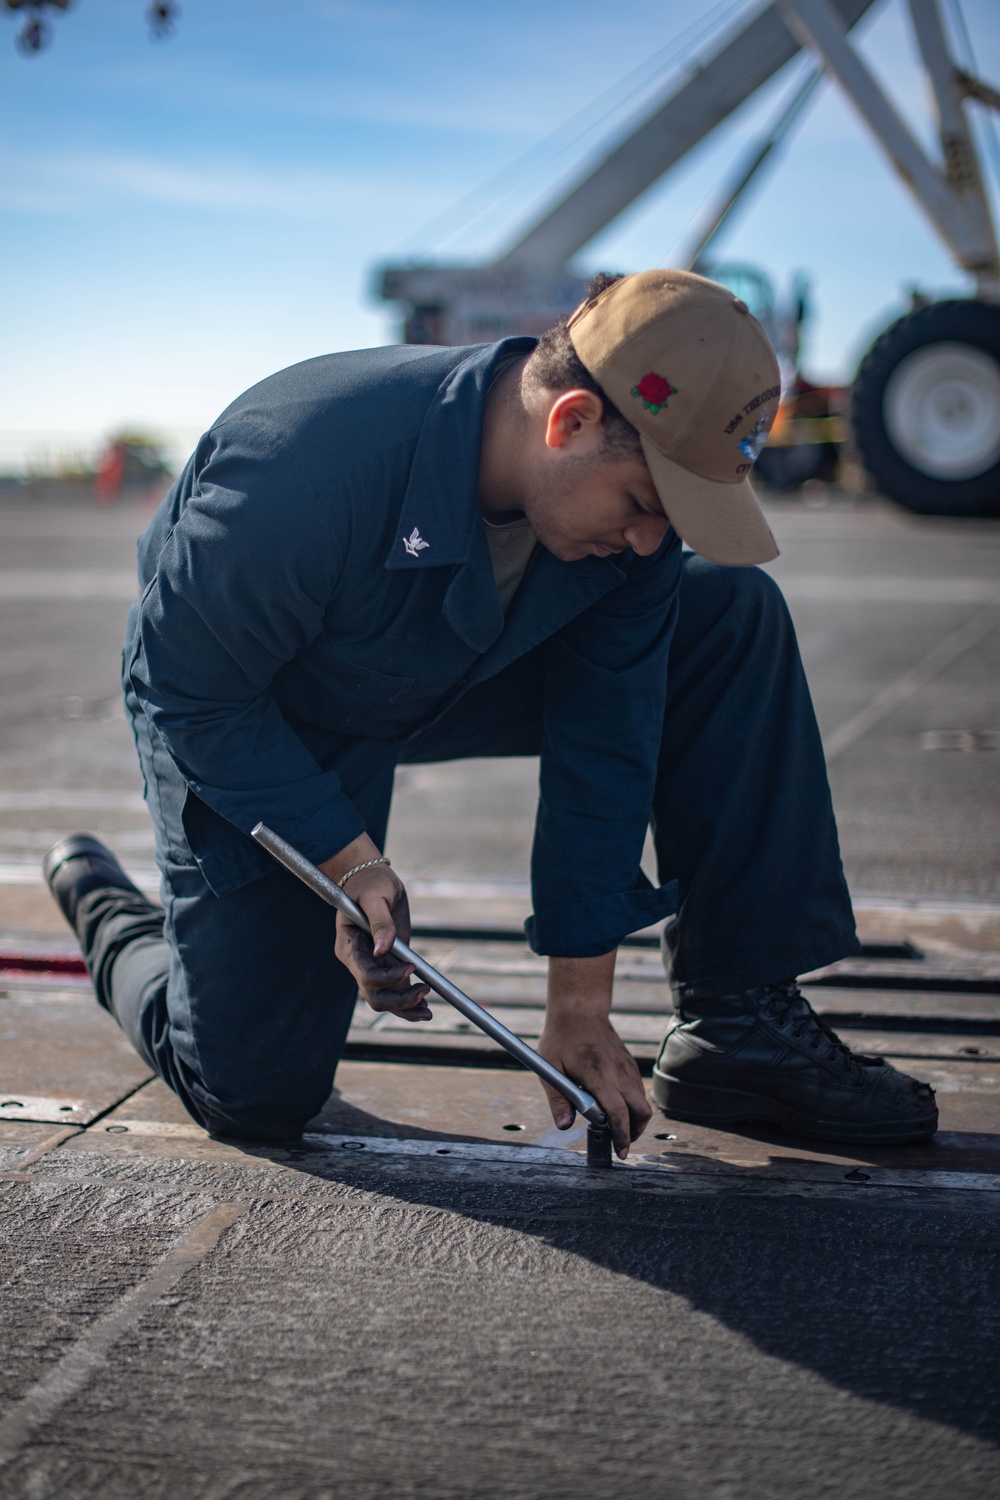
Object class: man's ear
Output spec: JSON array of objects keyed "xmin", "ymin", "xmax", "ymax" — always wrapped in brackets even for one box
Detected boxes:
[{"xmin": 544, "ymin": 389, "xmax": 605, "ymax": 451}]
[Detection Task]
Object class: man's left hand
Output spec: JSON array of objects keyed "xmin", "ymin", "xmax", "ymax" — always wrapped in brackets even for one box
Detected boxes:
[{"xmin": 538, "ymin": 952, "xmax": 651, "ymax": 1160}]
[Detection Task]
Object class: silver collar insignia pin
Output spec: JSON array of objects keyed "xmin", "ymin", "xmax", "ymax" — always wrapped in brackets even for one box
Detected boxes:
[{"xmin": 403, "ymin": 527, "xmax": 430, "ymax": 558}]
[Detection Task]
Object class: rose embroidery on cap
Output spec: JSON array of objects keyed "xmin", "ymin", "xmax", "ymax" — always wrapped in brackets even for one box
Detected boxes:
[
  {"xmin": 738, "ymin": 414, "xmax": 770, "ymax": 463},
  {"xmin": 631, "ymin": 372, "xmax": 675, "ymax": 415}
]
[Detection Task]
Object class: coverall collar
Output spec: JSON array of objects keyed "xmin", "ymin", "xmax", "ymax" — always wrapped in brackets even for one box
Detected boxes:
[
  {"xmin": 384, "ymin": 336, "xmax": 625, "ymax": 656},
  {"xmin": 385, "ymin": 336, "xmax": 536, "ymax": 576}
]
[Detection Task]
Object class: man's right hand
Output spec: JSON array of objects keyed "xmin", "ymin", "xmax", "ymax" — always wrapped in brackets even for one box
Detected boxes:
[{"xmin": 321, "ymin": 839, "xmax": 432, "ymax": 1022}]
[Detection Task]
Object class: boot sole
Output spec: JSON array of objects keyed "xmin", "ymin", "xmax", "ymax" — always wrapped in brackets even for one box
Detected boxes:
[{"xmin": 651, "ymin": 1068, "xmax": 938, "ymax": 1145}]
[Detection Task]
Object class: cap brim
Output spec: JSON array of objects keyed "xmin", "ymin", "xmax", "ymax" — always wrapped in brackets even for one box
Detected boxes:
[{"xmin": 641, "ymin": 437, "xmax": 778, "ymax": 566}]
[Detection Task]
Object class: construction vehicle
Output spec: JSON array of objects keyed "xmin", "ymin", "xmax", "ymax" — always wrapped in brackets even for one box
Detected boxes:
[{"xmin": 378, "ymin": 0, "xmax": 1000, "ymax": 517}]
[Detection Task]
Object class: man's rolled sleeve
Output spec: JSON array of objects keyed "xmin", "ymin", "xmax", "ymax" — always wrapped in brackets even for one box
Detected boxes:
[
  {"xmin": 127, "ymin": 420, "xmax": 366, "ymax": 871},
  {"xmin": 526, "ymin": 536, "xmax": 683, "ymax": 956}
]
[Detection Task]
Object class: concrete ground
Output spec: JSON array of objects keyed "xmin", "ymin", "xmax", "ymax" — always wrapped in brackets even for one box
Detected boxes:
[{"xmin": 0, "ymin": 486, "xmax": 998, "ymax": 1498}]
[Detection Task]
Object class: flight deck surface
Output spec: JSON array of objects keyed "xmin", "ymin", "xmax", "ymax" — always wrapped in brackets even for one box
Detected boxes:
[{"xmin": 1, "ymin": 488, "xmax": 998, "ymax": 1497}]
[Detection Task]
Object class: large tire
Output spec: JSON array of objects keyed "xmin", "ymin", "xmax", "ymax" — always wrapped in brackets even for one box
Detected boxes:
[{"xmin": 851, "ymin": 300, "xmax": 1000, "ymax": 517}]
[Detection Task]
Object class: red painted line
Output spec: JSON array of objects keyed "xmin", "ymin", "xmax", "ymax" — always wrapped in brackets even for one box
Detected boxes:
[{"xmin": 0, "ymin": 952, "xmax": 88, "ymax": 977}]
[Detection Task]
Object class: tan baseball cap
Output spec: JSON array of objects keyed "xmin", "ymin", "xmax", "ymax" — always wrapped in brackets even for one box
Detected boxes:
[{"xmin": 568, "ymin": 269, "xmax": 781, "ymax": 565}]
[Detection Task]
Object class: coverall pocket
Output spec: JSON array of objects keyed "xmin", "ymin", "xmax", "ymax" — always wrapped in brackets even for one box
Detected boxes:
[{"xmin": 313, "ymin": 645, "xmax": 416, "ymax": 733}]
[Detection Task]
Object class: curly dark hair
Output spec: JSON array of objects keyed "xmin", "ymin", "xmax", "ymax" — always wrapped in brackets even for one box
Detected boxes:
[{"xmin": 524, "ymin": 273, "xmax": 642, "ymax": 459}]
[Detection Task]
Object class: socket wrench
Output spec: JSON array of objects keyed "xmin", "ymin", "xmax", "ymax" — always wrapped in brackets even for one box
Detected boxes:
[{"xmin": 251, "ymin": 822, "xmax": 613, "ymax": 1167}]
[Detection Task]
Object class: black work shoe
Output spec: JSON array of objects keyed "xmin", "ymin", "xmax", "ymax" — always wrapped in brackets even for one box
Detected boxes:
[
  {"xmin": 42, "ymin": 833, "xmax": 144, "ymax": 933},
  {"xmin": 652, "ymin": 981, "xmax": 938, "ymax": 1145}
]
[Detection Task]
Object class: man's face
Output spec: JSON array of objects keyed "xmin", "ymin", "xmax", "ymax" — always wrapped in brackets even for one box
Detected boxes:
[
  {"xmin": 506, "ymin": 386, "xmax": 672, "ymax": 563},
  {"xmin": 521, "ymin": 450, "xmax": 671, "ymax": 563}
]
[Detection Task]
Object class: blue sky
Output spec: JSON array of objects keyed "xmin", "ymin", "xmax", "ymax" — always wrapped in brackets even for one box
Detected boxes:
[{"xmin": 1, "ymin": 0, "xmax": 998, "ymax": 467}]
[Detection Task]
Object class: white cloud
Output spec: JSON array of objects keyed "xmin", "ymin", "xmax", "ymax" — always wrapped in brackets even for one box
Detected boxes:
[{"xmin": 0, "ymin": 145, "xmax": 447, "ymax": 224}]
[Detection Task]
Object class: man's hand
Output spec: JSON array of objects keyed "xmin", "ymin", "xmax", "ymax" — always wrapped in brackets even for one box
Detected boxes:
[
  {"xmin": 538, "ymin": 952, "xmax": 651, "ymax": 1160},
  {"xmin": 321, "ymin": 836, "xmax": 432, "ymax": 1022}
]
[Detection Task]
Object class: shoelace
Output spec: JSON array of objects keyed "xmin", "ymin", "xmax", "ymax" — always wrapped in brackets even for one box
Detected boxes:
[
  {"xmin": 757, "ymin": 983, "xmax": 934, "ymax": 1103},
  {"xmin": 759, "ymin": 982, "xmax": 865, "ymax": 1082}
]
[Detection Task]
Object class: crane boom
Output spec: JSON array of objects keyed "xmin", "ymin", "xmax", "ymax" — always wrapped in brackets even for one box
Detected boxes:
[
  {"xmin": 496, "ymin": 0, "xmax": 876, "ymax": 270},
  {"xmin": 378, "ymin": 0, "xmax": 1000, "ymax": 343}
]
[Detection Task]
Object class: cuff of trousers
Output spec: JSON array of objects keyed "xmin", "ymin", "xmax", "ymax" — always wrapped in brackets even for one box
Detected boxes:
[
  {"xmin": 668, "ymin": 925, "xmax": 862, "ymax": 1004},
  {"xmin": 526, "ymin": 880, "xmax": 679, "ymax": 958}
]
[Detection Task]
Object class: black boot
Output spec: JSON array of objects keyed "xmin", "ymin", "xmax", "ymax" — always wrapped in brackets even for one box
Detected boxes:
[
  {"xmin": 652, "ymin": 980, "xmax": 938, "ymax": 1145},
  {"xmin": 43, "ymin": 833, "xmax": 146, "ymax": 933}
]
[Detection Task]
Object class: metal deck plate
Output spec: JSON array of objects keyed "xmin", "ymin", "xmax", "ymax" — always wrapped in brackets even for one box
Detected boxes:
[{"xmin": 0, "ymin": 988, "xmax": 151, "ymax": 1123}]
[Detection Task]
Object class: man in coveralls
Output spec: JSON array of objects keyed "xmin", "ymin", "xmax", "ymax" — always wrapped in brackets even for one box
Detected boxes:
[{"xmin": 43, "ymin": 271, "xmax": 937, "ymax": 1158}]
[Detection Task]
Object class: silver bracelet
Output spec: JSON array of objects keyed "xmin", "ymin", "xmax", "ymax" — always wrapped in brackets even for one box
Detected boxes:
[{"xmin": 338, "ymin": 855, "xmax": 390, "ymax": 888}]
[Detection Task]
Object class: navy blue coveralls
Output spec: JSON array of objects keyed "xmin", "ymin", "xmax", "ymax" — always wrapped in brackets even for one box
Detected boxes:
[{"xmin": 78, "ymin": 337, "xmax": 858, "ymax": 1140}]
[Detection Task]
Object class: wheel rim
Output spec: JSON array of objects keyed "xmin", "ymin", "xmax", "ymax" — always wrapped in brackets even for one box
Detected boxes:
[{"xmin": 883, "ymin": 341, "xmax": 1000, "ymax": 480}]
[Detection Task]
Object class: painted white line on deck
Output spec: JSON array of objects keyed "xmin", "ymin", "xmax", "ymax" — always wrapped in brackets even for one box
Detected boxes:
[
  {"xmin": 0, "ymin": 514, "xmax": 151, "ymax": 540},
  {"xmin": 0, "ymin": 790, "xmax": 145, "ymax": 812},
  {"xmin": 409, "ymin": 877, "xmax": 531, "ymax": 899},
  {"xmin": 775, "ymin": 575, "xmax": 1000, "ymax": 605},
  {"xmin": 0, "ymin": 831, "xmax": 153, "ymax": 853},
  {"xmin": 823, "ymin": 610, "xmax": 999, "ymax": 764},
  {"xmin": 0, "ymin": 1202, "xmax": 245, "ymax": 1467},
  {"xmin": 98, "ymin": 1120, "xmax": 207, "ymax": 1140},
  {"xmin": 851, "ymin": 894, "xmax": 1000, "ymax": 915},
  {"xmin": 0, "ymin": 861, "xmax": 158, "ymax": 888},
  {"xmin": 13, "ymin": 1125, "xmax": 1000, "ymax": 1205},
  {"xmin": 0, "ymin": 1094, "xmax": 95, "ymax": 1125},
  {"xmin": 302, "ymin": 1133, "xmax": 1000, "ymax": 1197},
  {"xmin": 0, "ymin": 569, "xmax": 137, "ymax": 600}
]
